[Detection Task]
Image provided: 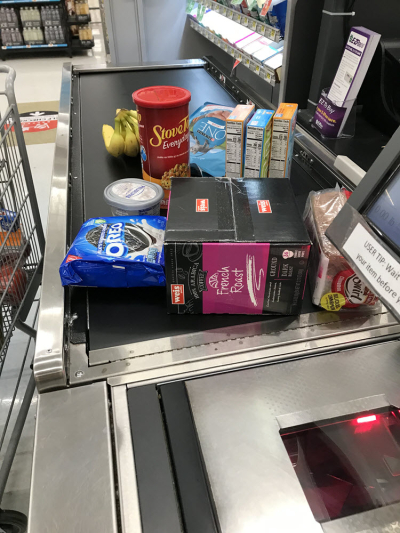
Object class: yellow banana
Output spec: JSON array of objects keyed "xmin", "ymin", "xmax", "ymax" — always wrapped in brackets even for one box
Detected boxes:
[
  {"xmin": 104, "ymin": 117, "xmax": 125, "ymax": 157},
  {"xmin": 102, "ymin": 124, "xmax": 114, "ymax": 149},
  {"xmin": 128, "ymin": 109, "xmax": 138, "ymax": 120},
  {"xmin": 125, "ymin": 115, "xmax": 140, "ymax": 143},
  {"xmin": 122, "ymin": 120, "xmax": 139, "ymax": 157}
]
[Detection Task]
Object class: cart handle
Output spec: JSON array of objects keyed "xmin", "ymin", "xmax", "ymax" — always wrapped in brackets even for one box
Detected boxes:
[{"xmin": 0, "ymin": 65, "xmax": 17, "ymax": 107}]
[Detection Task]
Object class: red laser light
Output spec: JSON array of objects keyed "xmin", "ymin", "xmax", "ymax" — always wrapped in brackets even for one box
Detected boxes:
[{"xmin": 357, "ymin": 415, "xmax": 377, "ymax": 424}]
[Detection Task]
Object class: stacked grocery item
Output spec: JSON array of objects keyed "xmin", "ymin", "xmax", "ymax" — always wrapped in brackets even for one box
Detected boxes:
[
  {"xmin": 243, "ymin": 109, "xmax": 274, "ymax": 177},
  {"xmin": 65, "ymin": 0, "xmax": 93, "ymax": 47},
  {"xmin": 188, "ymin": 100, "xmax": 297, "ymax": 179},
  {"xmin": 21, "ymin": 6, "xmax": 65, "ymax": 45},
  {"xmin": 304, "ymin": 188, "xmax": 380, "ymax": 312},
  {"xmin": 191, "ymin": 7, "xmax": 284, "ymax": 81},
  {"xmin": 165, "ymin": 177, "xmax": 311, "ymax": 315},
  {"xmin": 41, "ymin": 6, "xmax": 65, "ymax": 44},
  {"xmin": 80, "ymin": 86, "xmax": 362, "ymax": 318},
  {"xmin": 0, "ymin": 5, "xmax": 66, "ymax": 46},
  {"xmin": 215, "ymin": 0, "xmax": 287, "ymax": 36}
]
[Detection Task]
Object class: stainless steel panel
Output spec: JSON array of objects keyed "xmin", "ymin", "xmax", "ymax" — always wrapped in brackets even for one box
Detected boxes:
[
  {"xmin": 277, "ymin": 394, "xmax": 389, "ymax": 430},
  {"xmin": 111, "ymin": 385, "xmax": 142, "ymax": 533},
  {"xmin": 73, "ymin": 59, "xmax": 207, "ymax": 73},
  {"xmin": 90, "ymin": 309, "xmax": 369, "ymax": 365},
  {"xmin": 186, "ymin": 341, "xmax": 400, "ymax": 533},
  {"xmin": 28, "ymin": 382, "xmax": 117, "ymax": 533},
  {"xmin": 33, "ymin": 62, "xmax": 71, "ymax": 392},
  {"xmin": 80, "ymin": 310, "xmax": 400, "ymax": 387},
  {"xmin": 89, "ymin": 309, "xmax": 398, "ymax": 366}
]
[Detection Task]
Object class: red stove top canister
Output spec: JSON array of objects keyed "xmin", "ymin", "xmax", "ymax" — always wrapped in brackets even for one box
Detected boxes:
[{"xmin": 132, "ymin": 86, "xmax": 191, "ymax": 208}]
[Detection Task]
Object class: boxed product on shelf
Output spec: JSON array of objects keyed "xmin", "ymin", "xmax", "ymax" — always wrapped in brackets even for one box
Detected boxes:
[
  {"xmin": 253, "ymin": 43, "xmax": 279, "ymax": 64},
  {"xmin": 267, "ymin": 0, "xmax": 287, "ymax": 38},
  {"xmin": 41, "ymin": 6, "xmax": 62, "ymax": 27},
  {"xmin": 241, "ymin": 36, "xmax": 265, "ymax": 56},
  {"xmin": 268, "ymin": 102, "xmax": 297, "ymax": 178},
  {"xmin": 236, "ymin": 32, "xmax": 260, "ymax": 51},
  {"xmin": 78, "ymin": 25, "xmax": 92, "ymax": 41},
  {"xmin": 23, "ymin": 27, "xmax": 44, "ymax": 45},
  {"xmin": 44, "ymin": 25, "xmax": 65, "ymax": 44},
  {"xmin": 1, "ymin": 28, "xmax": 23, "ymax": 46},
  {"xmin": 244, "ymin": 109, "xmax": 274, "ymax": 177},
  {"xmin": 0, "ymin": 8, "xmax": 18, "ymax": 29},
  {"xmin": 225, "ymin": 104, "xmax": 255, "ymax": 178},
  {"xmin": 263, "ymin": 51, "xmax": 283, "ymax": 80},
  {"xmin": 164, "ymin": 177, "xmax": 311, "ymax": 315},
  {"xmin": 75, "ymin": 1, "xmax": 89, "ymax": 16},
  {"xmin": 240, "ymin": 0, "xmax": 250, "ymax": 15},
  {"xmin": 65, "ymin": 0, "xmax": 75, "ymax": 16},
  {"xmin": 20, "ymin": 7, "xmax": 41, "ymax": 28},
  {"xmin": 202, "ymin": 10, "xmax": 251, "ymax": 44}
]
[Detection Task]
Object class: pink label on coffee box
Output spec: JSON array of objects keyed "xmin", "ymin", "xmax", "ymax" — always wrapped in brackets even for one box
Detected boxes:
[{"xmin": 202, "ymin": 243, "xmax": 270, "ymax": 314}]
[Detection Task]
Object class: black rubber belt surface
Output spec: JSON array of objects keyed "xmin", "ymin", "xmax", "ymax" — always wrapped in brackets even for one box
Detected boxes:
[{"xmin": 160, "ymin": 381, "xmax": 220, "ymax": 533}]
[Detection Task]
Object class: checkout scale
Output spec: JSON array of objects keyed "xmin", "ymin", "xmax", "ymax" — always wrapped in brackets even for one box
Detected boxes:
[{"xmin": 28, "ymin": 54, "xmax": 400, "ymax": 533}]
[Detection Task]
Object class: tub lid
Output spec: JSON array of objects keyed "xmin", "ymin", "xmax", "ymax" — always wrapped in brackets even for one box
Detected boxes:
[
  {"xmin": 132, "ymin": 86, "xmax": 191, "ymax": 109},
  {"xmin": 104, "ymin": 178, "xmax": 164, "ymax": 211}
]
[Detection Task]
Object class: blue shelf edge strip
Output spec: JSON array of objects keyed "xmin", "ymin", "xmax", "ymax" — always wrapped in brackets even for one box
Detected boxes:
[
  {"xmin": 0, "ymin": 0, "xmax": 59, "ymax": 3},
  {"xmin": 2, "ymin": 43, "xmax": 67, "ymax": 49}
]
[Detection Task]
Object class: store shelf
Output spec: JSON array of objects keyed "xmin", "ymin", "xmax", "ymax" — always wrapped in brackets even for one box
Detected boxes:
[
  {"xmin": 189, "ymin": 17, "xmax": 277, "ymax": 86},
  {"xmin": 71, "ymin": 37, "xmax": 93, "ymax": 48},
  {"xmin": 1, "ymin": 42, "xmax": 66, "ymax": 48},
  {"xmin": 67, "ymin": 14, "xmax": 90, "ymax": 24},
  {"xmin": 197, "ymin": 0, "xmax": 280, "ymax": 43}
]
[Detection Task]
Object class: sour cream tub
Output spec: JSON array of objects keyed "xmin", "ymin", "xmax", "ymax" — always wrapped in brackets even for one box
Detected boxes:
[
  {"xmin": 132, "ymin": 86, "xmax": 191, "ymax": 208},
  {"xmin": 104, "ymin": 178, "xmax": 164, "ymax": 216}
]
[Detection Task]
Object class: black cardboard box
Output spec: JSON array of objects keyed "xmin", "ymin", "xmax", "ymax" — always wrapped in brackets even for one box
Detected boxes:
[{"xmin": 165, "ymin": 177, "xmax": 311, "ymax": 315}]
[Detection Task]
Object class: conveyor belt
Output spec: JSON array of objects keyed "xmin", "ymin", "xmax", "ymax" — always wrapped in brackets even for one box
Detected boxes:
[{"xmin": 73, "ymin": 64, "xmax": 325, "ymax": 351}]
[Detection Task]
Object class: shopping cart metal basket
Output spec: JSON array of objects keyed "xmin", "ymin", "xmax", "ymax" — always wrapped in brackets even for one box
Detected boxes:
[{"xmin": 0, "ymin": 66, "xmax": 45, "ymax": 533}]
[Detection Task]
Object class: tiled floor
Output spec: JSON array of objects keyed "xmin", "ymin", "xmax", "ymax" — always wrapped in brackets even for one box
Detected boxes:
[{"xmin": 0, "ymin": 15, "xmax": 106, "ymax": 519}]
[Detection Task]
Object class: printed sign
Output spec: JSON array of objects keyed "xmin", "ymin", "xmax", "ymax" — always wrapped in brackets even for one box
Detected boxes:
[
  {"xmin": 171, "ymin": 284, "xmax": 185, "ymax": 304},
  {"xmin": 257, "ymin": 200, "xmax": 272, "ymax": 213},
  {"xmin": 196, "ymin": 199, "xmax": 209, "ymax": 212},
  {"xmin": 20, "ymin": 110, "xmax": 58, "ymax": 133},
  {"xmin": 343, "ymin": 223, "xmax": 400, "ymax": 315}
]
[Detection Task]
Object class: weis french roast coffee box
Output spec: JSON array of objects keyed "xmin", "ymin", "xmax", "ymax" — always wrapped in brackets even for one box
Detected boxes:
[{"xmin": 164, "ymin": 178, "xmax": 311, "ymax": 315}]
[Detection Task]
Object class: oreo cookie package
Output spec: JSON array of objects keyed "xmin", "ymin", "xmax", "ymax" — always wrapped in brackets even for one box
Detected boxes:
[{"xmin": 60, "ymin": 216, "xmax": 166, "ymax": 287}]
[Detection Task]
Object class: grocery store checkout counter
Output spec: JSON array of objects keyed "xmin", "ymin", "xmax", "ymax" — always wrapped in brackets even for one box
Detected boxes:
[{"xmin": 28, "ymin": 59, "xmax": 400, "ymax": 533}]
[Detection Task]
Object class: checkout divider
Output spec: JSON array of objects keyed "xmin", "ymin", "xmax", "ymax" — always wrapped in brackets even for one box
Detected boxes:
[{"xmin": 28, "ymin": 59, "xmax": 400, "ymax": 533}]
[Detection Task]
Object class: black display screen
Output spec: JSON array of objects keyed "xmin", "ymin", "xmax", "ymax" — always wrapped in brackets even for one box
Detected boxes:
[
  {"xmin": 281, "ymin": 408, "xmax": 400, "ymax": 523},
  {"xmin": 367, "ymin": 165, "xmax": 400, "ymax": 252}
]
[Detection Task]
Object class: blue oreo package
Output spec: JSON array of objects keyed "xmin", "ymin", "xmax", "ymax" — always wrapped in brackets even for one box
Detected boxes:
[{"xmin": 60, "ymin": 216, "xmax": 166, "ymax": 288}]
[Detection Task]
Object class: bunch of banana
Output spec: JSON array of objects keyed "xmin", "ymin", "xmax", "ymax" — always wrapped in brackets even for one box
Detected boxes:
[{"xmin": 102, "ymin": 109, "xmax": 140, "ymax": 158}]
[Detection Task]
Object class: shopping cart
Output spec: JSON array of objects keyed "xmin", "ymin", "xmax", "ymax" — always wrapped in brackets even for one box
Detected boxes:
[{"xmin": 0, "ymin": 66, "xmax": 45, "ymax": 533}]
